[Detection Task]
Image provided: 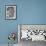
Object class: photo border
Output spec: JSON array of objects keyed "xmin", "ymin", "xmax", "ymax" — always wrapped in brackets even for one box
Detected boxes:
[
  {"xmin": 18, "ymin": 24, "xmax": 46, "ymax": 43},
  {"xmin": 5, "ymin": 5, "xmax": 17, "ymax": 20}
]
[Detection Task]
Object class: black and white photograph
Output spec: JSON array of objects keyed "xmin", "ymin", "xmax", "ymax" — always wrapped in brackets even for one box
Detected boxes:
[
  {"xmin": 18, "ymin": 25, "xmax": 46, "ymax": 46},
  {"xmin": 5, "ymin": 5, "xmax": 16, "ymax": 20}
]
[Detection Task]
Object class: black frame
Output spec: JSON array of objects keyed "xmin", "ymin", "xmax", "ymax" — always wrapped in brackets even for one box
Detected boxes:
[{"xmin": 5, "ymin": 5, "xmax": 17, "ymax": 20}]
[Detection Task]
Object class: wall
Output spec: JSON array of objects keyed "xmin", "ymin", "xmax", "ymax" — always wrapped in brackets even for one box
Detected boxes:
[{"xmin": 0, "ymin": 0, "xmax": 46, "ymax": 44}]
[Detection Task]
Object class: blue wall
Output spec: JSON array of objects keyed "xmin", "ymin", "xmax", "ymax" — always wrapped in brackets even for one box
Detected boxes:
[{"xmin": 0, "ymin": 0, "xmax": 46, "ymax": 44}]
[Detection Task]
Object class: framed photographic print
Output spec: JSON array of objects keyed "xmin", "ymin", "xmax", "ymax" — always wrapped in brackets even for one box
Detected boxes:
[{"xmin": 5, "ymin": 5, "xmax": 16, "ymax": 20}]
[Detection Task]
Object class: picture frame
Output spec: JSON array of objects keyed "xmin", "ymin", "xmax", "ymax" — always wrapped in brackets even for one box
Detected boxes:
[
  {"xmin": 18, "ymin": 24, "xmax": 46, "ymax": 42},
  {"xmin": 5, "ymin": 5, "xmax": 16, "ymax": 20}
]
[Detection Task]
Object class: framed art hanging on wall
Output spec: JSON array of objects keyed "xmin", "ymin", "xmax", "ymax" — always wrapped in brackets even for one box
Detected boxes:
[{"xmin": 5, "ymin": 5, "xmax": 16, "ymax": 20}]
